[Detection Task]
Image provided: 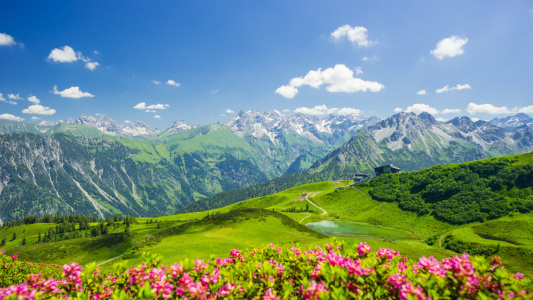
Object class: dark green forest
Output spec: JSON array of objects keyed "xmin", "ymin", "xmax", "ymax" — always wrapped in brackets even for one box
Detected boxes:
[{"xmin": 364, "ymin": 156, "xmax": 533, "ymax": 224}]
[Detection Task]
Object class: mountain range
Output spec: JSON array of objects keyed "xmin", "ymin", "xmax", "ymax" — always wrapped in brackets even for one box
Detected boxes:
[{"xmin": 0, "ymin": 111, "xmax": 532, "ymax": 222}]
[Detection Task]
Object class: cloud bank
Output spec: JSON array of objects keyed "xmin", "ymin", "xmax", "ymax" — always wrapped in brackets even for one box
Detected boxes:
[
  {"xmin": 0, "ymin": 114, "xmax": 24, "ymax": 121},
  {"xmin": 22, "ymin": 104, "xmax": 56, "ymax": 115},
  {"xmin": 294, "ymin": 104, "xmax": 362, "ymax": 116},
  {"xmin": 133, "ymin": 102, "xmax": 169, "ymax": 110},
  {"xmin": 436, "ymin": 83, "xmax": 471, "ymax": 93},
  {"xmin": 53, "ymin": 86, "xmax": 95, "ymax": 98},
  {"xmin": 276, "ymin": 64, "xmax": 384, "ymax": 99}
]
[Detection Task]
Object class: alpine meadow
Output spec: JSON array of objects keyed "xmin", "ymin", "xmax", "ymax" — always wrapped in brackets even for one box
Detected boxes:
[{"xmin": 1, "ymin": 1, "xmax": 533, "ymax": 299}]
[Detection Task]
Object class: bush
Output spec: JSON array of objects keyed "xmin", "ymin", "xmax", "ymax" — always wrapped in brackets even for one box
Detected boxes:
[{"xmin": 0, "ymin": 243, "xmax": 530, "ymax": 299}]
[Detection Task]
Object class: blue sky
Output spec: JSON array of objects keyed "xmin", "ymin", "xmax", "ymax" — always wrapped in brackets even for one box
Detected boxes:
[{"xmin": 1, "ymin": 0, "xmax": 532, "ymax": 128}]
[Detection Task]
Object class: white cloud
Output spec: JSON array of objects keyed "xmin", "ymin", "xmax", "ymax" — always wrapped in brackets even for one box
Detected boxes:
[
  {"xmin": 337, "ymin": 107, "xmax": 362, "ymax": 116},
  {"xmin": 47, "ymin": 45, "xmax": 99, "ymax": 70},
  {"xmin": 417, "ymin": 89, "xmax": 427, "ymax": 95},
  {"xmin": 27, "ymin": 96, "xmax": 40, "ymax": 104},
  {"xmin": 405, "ymin": 103, "xmax": 439, "ymax": 115},
  {"xmin": 467, "ymin": 103, "xmax": 512, "ymax": 115},
  {"xmin": 361, "ymin": 55, "xmax": 378, "ymax": 62},
  {"xmin": 441, "ymin": 108, "xmax": 461, "ymax": 114},
  {"xmin": 133, "ymin": 102, "xmax": 169, "ymax": 110},
  {"xmin": 22, "ymin": 104, "xmax": 56, "ymax": 115},
  {"xmin": 354, "ymin": 66, "xmax": 364, "ymax": 76},
  {"xmin": 154, "ymin": 115, "xmax": 161, "ymax": 119},
  {"xmin": 210, "ymin": 89, "xmax": 219, "ymax": 94},
  {"xmin": 394, "ymin": 107, "xmax": 403, "ymax": 113},
  {"xmin": 331, "ymin": 25, "xmax": 373, "ymax": 47},
  {"xmin": 430, "ymin": 36, "xmax": 468, "ymax": 60},
  {"xmin": 8, "ymin": 94, "xmax": 22, "ymax": 100},
  {"xmin": 85, "ymin": 61, "xmax": 99, "ymax": 71},
  {"xmin": 275, "ymin": 85, "xmax": 298, "ymax": 99},
  {"xmin": 282, "ymin": 109, "xmax": 290, "ymax": 113},
  {"xmin": 152, "ymin": 80, "xmax": 161, "ymax": 85},
  {"xmin": 436, "ymin": 83, "xmax": 471, "ymax": 93},
  {"xmin": 467, "ymin": 103, "xmax": 533, "ymax": 115},
  {"xmin": 166, "ymin": 79, "xmax": 181, "ymax": 87},
  {"xmin": 276, "ymin": 64, "xmax": 384, "ymax": 98},
  {"xmin": 226, "ymin": 109, "xmax": 235, "ymax": 114},
  {"xmin": 47, "ymin": 46, "xmax": 80, "ymax": 63},
  {"xmin": 0, "ymin": 93, "xmax": 17, "ymax": 105},
  {"xmin": 0, "ymin": 33, "xmax": 16, "ymax": 46},
  {"xmin": 145, "ymin": 110, "xmax": 157, "ymax": 113},
  {"xmin": 295, "ymin": 105, "xmax": 338, "ymax": 116},
  {"xmin": 518, "ymin": 106, "xmax": 533, "ymax": 114},
  {"xmin": 435, "ymin": 117, "xmax": 448, "ymax": 122},
  {"xmin": 294, "ymin": 104, "xmax": 361, "ymax": 116},
  {"xmin": 52, "ymin": 86, "xmax": 94, "ymax": 98},
  {"xmin": 31, "ymin": 116, "xmax": 41, "ymax": 120},
  {"xmin": 0, "ymin": 114, "xmax": 24, "ymax": 121}
]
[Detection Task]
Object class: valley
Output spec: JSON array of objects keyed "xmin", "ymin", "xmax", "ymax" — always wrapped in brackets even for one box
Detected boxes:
[{"xmin": 1, "ymin": 152, "xmax": 532, "ymax": 278}]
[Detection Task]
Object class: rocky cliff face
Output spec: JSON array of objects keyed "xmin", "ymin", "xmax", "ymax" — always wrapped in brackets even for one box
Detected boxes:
[
  {"xmin": 310, "ymin": 112, "xmax": 533, "ymax": 178},
  {"xmin": 0, "ymin": 133, "xmax": 269, "ymax": 222}
]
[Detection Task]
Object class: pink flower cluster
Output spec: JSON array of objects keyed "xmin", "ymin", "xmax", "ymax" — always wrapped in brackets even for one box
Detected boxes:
[{"xmin": 0, "ymin": 243, "xmax": 530, "ymax": 299}]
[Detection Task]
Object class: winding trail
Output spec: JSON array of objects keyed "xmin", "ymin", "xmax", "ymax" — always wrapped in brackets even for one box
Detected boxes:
[
  {"xmin": 353, "ymin": 187, "xmax": 383, "ymax": 208},
  {"xmin": 305, "ymin": 192, "xmax": 327, "ymax": 216},
  {"xmin": 299, "ymin": 214, "xmax": 310, "ymax": 224},
  {"xmin": 97, "ymin": 255, "xmax": 121, "ymax": 267},
  {"xmin": 438, "ymin": 231, "xmax": 452, "ymax": 247}
]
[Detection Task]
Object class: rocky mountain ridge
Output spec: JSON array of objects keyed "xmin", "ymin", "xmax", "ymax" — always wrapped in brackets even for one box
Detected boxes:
[{"xmin": 310, "ymin": 112, "xmax": 533, "ymax": 178}]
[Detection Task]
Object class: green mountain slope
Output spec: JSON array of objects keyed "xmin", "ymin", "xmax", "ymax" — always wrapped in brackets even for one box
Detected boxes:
[
  {"xmin": 0, "ymin": 132, "xmax": 271, "ymax": 222},
  {"xmin": 180, "ymin": 113, "xmax": 533, "ymax": 213}
]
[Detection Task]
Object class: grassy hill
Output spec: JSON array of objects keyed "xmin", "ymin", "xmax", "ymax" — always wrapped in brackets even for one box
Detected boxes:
[{"xmin": 1, "ymin": 152, "xmax": 532, "ymax": 276}]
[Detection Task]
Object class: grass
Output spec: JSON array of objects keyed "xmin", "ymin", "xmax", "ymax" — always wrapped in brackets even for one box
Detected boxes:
[
  {"xmin": 2, "ymin": 172, "xmax": 533, "ymax": 277},
  {"xmin": 120, "ymin": 215, "xmax": 323, "ymax": 267}
]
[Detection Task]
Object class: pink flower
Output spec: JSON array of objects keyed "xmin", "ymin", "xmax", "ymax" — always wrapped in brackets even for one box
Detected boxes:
[
  {"xmin": 0, "ymin": 250, "xmax": 5, "ymax": 255},
  {"xmin": 399, "ymin": 284, "xmax": 427, "ymax": 300},
  {"xmin": 151, "ymin": 278, "xmax": 173, "ymax": 298},
  {"xmin": 414, "ymin": 256, "xmax": 442, "ymax": 276},
  {"xmin": 262, "ymin": 288, "xmax": 280, "ymax": 300},
  {"xmin": 193, "ymin": 259, "xmax": 206, "ymax": 272},
  {"xmin": 357, "ymin": 242, "xmax": 372, "ymax": 256},
  {"xmin": 311, "ymin": 264, "xmax": 322, "ymax": 279},
  {"xmin": 11, "ymin": 254, "xmax": 18, "ymax": 260},
  {"xmin": 170, "ymin": 263, "xmax": 183, "ymax": 278},
  {"xmin": 514, "ymin": 272, "xmax": 524, "ymax": 280},
  {"xmin": 149, "ymin": 267, "xmax": 166, "ymax": 280},
  {"xmin": 187, "ymin": 281, "xmax": 207, "ymax": 299},
  {"xmin": 219, "ymin": 282, "xmax": 237, "ymax": 297},
  {"xmin": 302, "ymin": 281, "xmax": 327, "ymax": 300},
  {"xmin": 376, "ymin": 248, "xmax": 400, "ymax": 261},
  {"xmin": 230, "ymin": 248, "xmax": 242, "ymax": 259},
  {"xmin": 387, "ymin": 273, "xmax": 407, "ymax": 290}
]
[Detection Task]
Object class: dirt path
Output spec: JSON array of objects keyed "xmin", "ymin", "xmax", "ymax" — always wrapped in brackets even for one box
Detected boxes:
[
  {"xmin": 305, "ymin": 192, "xmax": 327, "ymax": 216},
  {"xmin": 299, "ymin": 214, "xmax": 311, "ymax": 224},
  {"xmin": 353, "ymin": 187, "xmax": 383, "ymax": 208},
  {"xmin": 438, "ymin": 231, "xmax": 452, "ymax": 247},
  {"xmin": 97, "ymin": 255, "xmax": 121, "ymax": 267}
]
